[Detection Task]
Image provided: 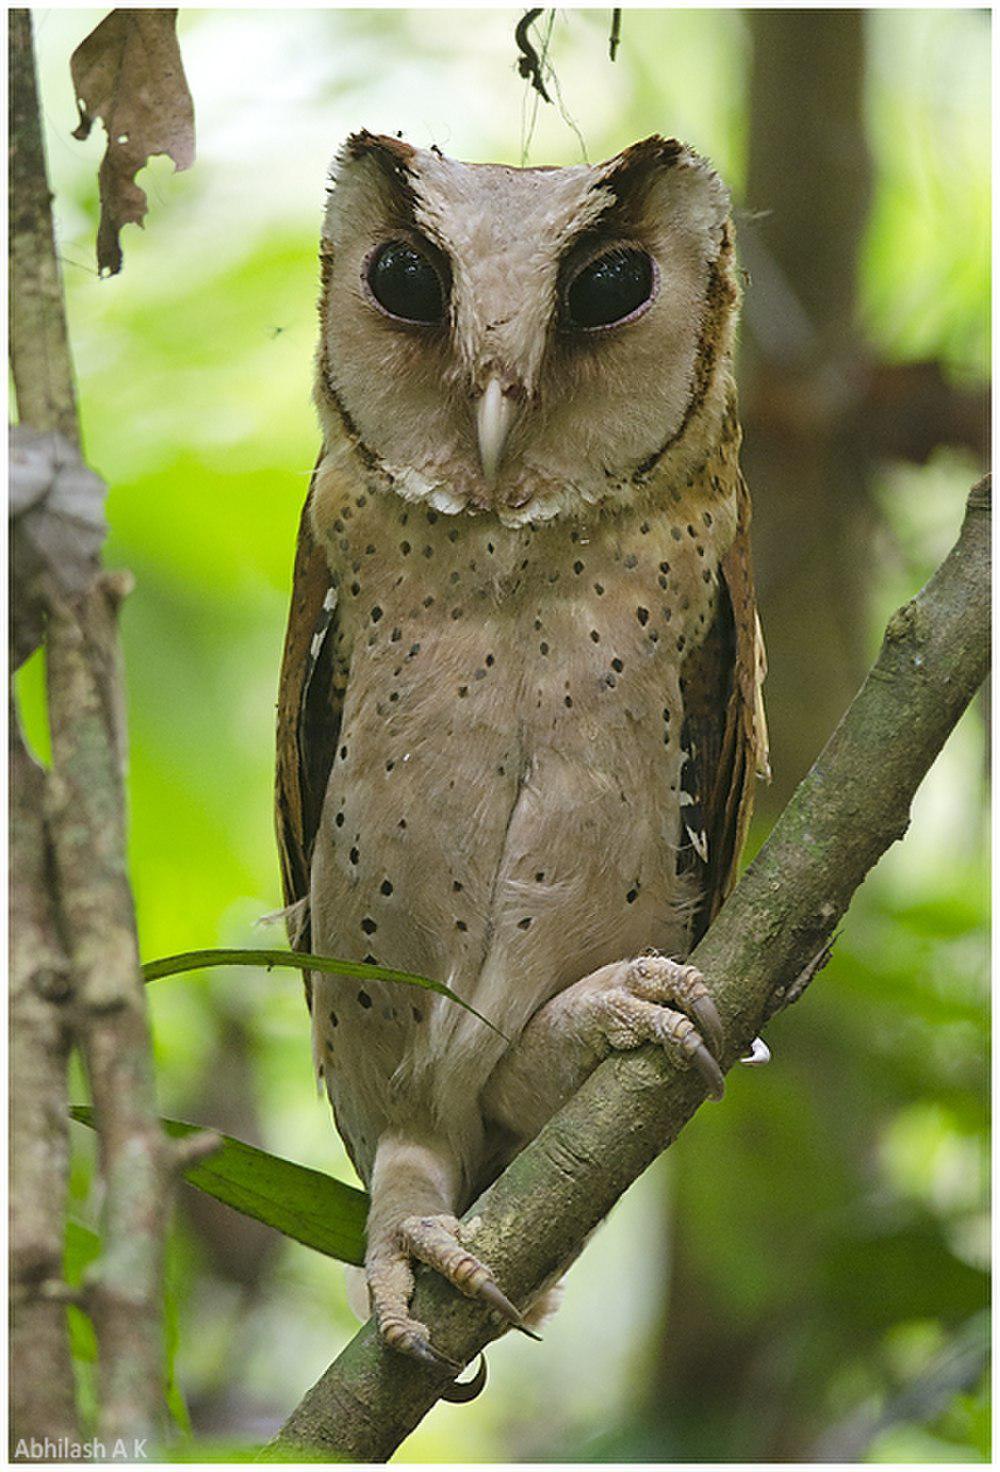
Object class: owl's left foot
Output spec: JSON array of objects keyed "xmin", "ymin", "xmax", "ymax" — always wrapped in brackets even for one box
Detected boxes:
[{"xmin": 367, "ymin": 1214, "xmax": 535, "ymax": 1371}]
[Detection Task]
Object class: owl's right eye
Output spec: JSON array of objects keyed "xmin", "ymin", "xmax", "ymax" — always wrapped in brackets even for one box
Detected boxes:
[{"xmin": 366, "ymin": 241, "xmax": 446, "ymax": 325}]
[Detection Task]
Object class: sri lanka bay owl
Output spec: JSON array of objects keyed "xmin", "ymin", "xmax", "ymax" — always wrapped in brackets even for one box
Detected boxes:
[{"xmin": 275, "ymin": 131, "xmax": 769, "ymax": 1372}]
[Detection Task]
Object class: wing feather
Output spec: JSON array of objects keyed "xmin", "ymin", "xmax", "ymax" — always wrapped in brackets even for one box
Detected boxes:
[
  {"xmin": 275, "ymin": 468, "xmax": 341, "ymax": 971},
  {"xmin": 680, "ymin": 473, "xmax": 769, "ymax": 944}
]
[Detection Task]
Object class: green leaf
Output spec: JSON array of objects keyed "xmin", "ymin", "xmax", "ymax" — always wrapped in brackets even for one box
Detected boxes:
[
  {"xmin": 141, "ymin": 947, "xmax": 505, "ymax": 1036},
  {"xmin": 71, "ymin": 1107, "xmax": 369, "ymax": 1266}
]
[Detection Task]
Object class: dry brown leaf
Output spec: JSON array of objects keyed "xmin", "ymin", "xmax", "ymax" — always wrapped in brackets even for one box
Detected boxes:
[{"xmin": 70, "ymin": 8, "xmax": 195, "ymax": 276}]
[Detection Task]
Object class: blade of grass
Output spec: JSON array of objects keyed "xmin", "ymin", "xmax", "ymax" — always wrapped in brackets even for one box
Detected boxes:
[
  {"xmin": 70, "ymin": 1107, "xmax": 369, "ymax": 1265},
  {"xmin": 141, "ymin": 948, "xmax": 505, "ymax": 1037}
]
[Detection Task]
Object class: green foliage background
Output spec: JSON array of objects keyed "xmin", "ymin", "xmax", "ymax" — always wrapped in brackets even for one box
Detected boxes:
[{"xmin": 21, "ymin": 7, "xmax": 988, "ymax": 1461}]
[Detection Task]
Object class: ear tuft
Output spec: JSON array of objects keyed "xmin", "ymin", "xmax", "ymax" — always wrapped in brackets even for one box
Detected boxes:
[
  {"xmin": 334, "ymin": 130, "xmax": 418, "ymax": 204},
  {"xmin": 597, "ymin": 133, "xmax": 731, "ymax": 248}
]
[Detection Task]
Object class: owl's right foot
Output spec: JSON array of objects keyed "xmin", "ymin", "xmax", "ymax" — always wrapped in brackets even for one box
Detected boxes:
[{"xmin": 367, "ymin": 1213, "xmax": 534, "ymax": 1373}]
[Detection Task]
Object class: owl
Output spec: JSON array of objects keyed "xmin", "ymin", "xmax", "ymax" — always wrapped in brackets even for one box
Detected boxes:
[{"xmin": 276, "ymin": 131, "xmax": 768, "ymax": 1373}]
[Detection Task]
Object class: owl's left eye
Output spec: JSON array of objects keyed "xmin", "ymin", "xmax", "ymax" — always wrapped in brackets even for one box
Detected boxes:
[
  {"xmin": 366, "ymin": 241, "xmax": 446, "ymax": 325},
  {"xmin": 563, "ymin": 247, "xmax": 656, "ymax": 331}
]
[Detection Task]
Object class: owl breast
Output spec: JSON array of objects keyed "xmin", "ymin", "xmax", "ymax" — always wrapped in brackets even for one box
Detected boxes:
[{"xmin": 307, "ymin": 459, "xmax": 737, "ymax": 1183}]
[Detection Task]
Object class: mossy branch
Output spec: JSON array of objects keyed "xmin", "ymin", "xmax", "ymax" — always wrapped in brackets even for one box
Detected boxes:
[{"xmin": 268, "ymin": 476, "xmax": 989, "ymax": 1462}]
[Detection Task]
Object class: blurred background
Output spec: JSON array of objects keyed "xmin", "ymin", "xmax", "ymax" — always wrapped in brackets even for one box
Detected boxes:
[{"xmin": 18, "ymin": 7, "xmax": 989, "ymax": 1462}]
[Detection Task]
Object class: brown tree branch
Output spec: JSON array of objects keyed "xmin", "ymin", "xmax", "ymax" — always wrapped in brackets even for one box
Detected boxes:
[
  {"xmin": 9, "ymin": 717, "xmax": 79, "ymax": 1452},
  {"xmin": 9, "ymin": 13, "xmax": 81, "ymax": 1453},
  {"xmin": 9, "ymin": 9, "xmax": 200, "ymax": 1452},
  {"xmin": 268, "ymin": 476, "xmax": 989, "ymax": 1462}
]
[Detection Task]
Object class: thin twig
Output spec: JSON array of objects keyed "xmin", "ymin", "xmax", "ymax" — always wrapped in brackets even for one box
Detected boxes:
[
  {"xmin": 609, "ymin": 8, "xmax": 622, "ymax": 61},
  {"xmin": 515, "ymin": 9, "xmax": 551, "ymax": 103}
]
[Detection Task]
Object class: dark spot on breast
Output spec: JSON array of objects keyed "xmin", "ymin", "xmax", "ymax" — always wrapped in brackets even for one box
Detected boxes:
[
  {"xmin": 676, "ymin": 635, "xmax": 686, "ymax": 651},
  {"xmin": 640, "ymin": 521, "xmax": 650, "ymax": 535},
  {"xmin": 452, "ymin": 879, "xmax": 463, "ymax": 892},
  {"xmin": 605, "ymin": 673, "xmax": 617, "ymax": 688},
  {"xmin": 455, "ymin": 919, "xmax": 468, "ymax": 932},
  {"xmin": 590, "ymin": 630, "xmax": 600, "ymax": 643},
  {"xmin": 517, "ymin": 916, "xmax": 533, "ymax": 930},
  {"xmin": 451, "ymin": 607, "xmax": 463, "ymax": 620},
  {"xmin": 671, "ymin": 527, "xmax": 682, "ymax": 541},
  {"xmin": 626, "ymin": 888, "xmax": 638, "ymax": 904},
  {"xmin": 328, "ymin": 1010, "xmax": 339, "ymax": 1027},
  {"xmin": 636, "ymin": 606, "xmax": 649, "ymax": 626},
  {"xmin": 611, "ymin": 657, "xmax": 624, "ymax": 672},
  {"xmin": 357, "ymin": 990, "xmax": 372, "ymax": 1008},
  {"xmin": 458, "ymin": 685, "xmax": 469, "ymax": 697},
  {"xmin": 485, "ymin": 653, "xmax": 495, "ymax": 667},
  {"xmin": 703, "ymin": 568, "xmax": 713, "ymax": 583},
  {"xmin": 350, "ymin": 581, "xmax": 360, "ymax": 596},
  {"xmin": 423, "ymin": 546, "xmax": 434, "ymax": 558},
  {"xmin": 385, "ymin": 759, "xmax": 395, "ymax": 771},
  {"xmin": 340, "ymin": 744, "xmax": 348, "ymax": 760},
  {"xmin": 573, "ymin": 561, "xmax": 584, "ymax": 575},
  {"xmin": 349, "ymin": 846, "xmax": 359, "ymax": 864},
  {"xmin": 362, "ymin": 954, "xmax": 377, "ymax": 966},
  {"xmin": 380, "ymin": 879, "xmax": 393, "ymax": 896},
  {"xmin": 624, "ymin": 554, "xmax": 638, "ymax": 569},
  {"xmin": 535, "ymin": 871, "xmax": 545, "ymax": 882},
  {"xmin": 448, "ymin": 528, "xmax": 459, "ymax": 543},
  {"xmin": 409, "ymin": 642, "xmax": 421, "ymax": 656},
  {"xmin": 423, "ymin": 595, "xmax": 434, "ymax": 608},
  {"xmin": 398, "ymin": 818, "xmax": 407, "ymax": 829},
  {"xmin": 400, "ymin": 540, "xmax": 411, "ymax": 555},
  {"xmin": 564, "ymin": 695, "xmax": 573, "ymax": 708},
  {"xmin": 540, "ymin": 642, "xmax": 549, "ymax": 655}
]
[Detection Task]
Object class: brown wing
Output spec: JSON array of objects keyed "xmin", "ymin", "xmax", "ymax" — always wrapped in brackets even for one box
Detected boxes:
[
  {"xmin": 679, "ymin": 473, "xmax": 769, "ymax": 944},
  {"xmin": 275, "ymin": 464, "xmax": 342, "ymax": 969}
]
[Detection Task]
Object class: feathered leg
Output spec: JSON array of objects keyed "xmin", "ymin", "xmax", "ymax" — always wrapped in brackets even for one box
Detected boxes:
[
  {"xmin": 484, "ymin": 953, "xmax": 724, "ymax": 1144},
  {"xmin": 365, "ymin": 1134, "xmax": 527, "ymax": 1369}
]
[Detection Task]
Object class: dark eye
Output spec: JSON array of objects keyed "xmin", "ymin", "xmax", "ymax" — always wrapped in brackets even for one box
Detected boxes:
[
  {"xmin": 367, "ymin": 241, "xmax": 445, "ymax": 324},
  {"xmin": 565, "ymin": 248, "xmax": 655, "ymax": 330}
]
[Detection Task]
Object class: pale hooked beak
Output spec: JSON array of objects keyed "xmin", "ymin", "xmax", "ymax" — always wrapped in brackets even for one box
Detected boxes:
[{"xmin": 476, "ymin": 378, "xmax": 517, "ymax": 484}]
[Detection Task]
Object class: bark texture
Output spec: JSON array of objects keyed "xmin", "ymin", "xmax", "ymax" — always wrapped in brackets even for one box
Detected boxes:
[
  {"xmin": 269, "ymin": 477, "xmax": 989, "ymax": 1462},
  {"xmin": 9, "ymin": 720, "xmax": 79, "ymax": 1451},
  {"xmin": 9, "ymin": 10, "xmax": 204, "ymax": 1453}
]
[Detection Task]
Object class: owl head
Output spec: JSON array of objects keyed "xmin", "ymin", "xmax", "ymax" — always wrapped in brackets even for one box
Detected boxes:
[{"xmin": 317, "ymin": 132, "xmax": 738, "ymax": 525}]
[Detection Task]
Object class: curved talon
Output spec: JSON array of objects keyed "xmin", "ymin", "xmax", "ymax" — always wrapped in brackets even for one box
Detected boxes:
[
  {"xmin": 477, "ymin": 1278, "xmax": 527, "ymax": 1329},
  {"xmin": 405, "ymin": 1337, "xmax": 463, "ymax": 1374},
  {"xmin": 514, "ymin": 1321, "xmax": 543, "ymax": 1343},
  {"xmin": 740, "ymin": 1035, "xmax": 771, "ymax": 1066},
  {"xmin": 690, "ymin": 995, "xmax": 724, "ymax": 1058},
  {"xmin": 441, "ymin": 1353, "xmax": 488, "ymax": 1403},
  {"xmin": 692, "ymin": 1042, "xmax": 725, "ymax": 1100}
]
